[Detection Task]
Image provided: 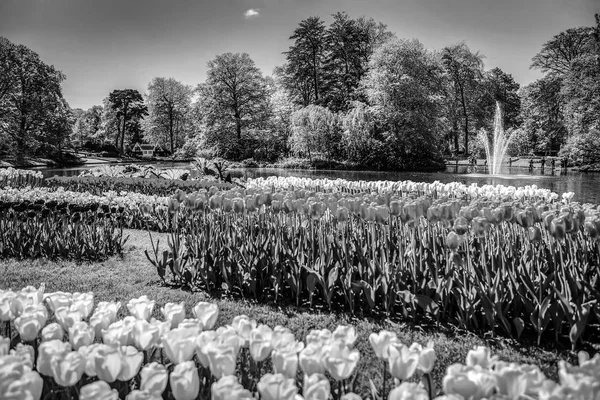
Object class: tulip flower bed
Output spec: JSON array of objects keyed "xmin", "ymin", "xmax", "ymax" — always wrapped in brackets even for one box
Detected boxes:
[
  {"xmin": 149, "ymin": 179, "xmax": 600, "ymax": 350},
  {"xmin": 0, "ymin": 187, "xmax": 165, "ymax": 260},
  {"xmin": 1, "ymin": 284, "xmax": 597, "ymax": 400},
  {"xmin": 0, "ymin": 167, "xmax": 44, "ymax": 188},
  {"xmin": 45, "ymin": 176, "xmax": 235, "ymax": 197}
]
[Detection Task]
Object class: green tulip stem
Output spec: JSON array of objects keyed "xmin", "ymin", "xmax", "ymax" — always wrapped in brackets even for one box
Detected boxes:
[
  {"xmin": 424, "ymin": 373, "xmax": 433, "ymax": 400},
  {"xmin": 382, "ymin": 359, "xmax": 387, "ymax": 398}
]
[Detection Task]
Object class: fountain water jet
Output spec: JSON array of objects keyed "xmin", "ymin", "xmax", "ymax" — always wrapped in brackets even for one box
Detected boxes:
[{"xmin": 478, "ymin": 102, "xmax": 513, "ymax": 175}]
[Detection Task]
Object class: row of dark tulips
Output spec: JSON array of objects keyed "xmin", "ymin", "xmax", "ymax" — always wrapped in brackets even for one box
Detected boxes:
[{"xmin": 147, "ymin": 189, "xmax": 600, "ymax": 349}]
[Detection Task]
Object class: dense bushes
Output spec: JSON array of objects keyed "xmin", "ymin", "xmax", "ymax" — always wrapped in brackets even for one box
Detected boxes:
[{"xmin": 559, "ymin": 129, "xmax": 600, "ymax": 166}]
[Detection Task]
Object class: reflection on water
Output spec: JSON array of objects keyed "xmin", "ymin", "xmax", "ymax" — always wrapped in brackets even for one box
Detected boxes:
[{"xmin": 33, "ymin": 163, "xmax": 600, "ymax": 205}]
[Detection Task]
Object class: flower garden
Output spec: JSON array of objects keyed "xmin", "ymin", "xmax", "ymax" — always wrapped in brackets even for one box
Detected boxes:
[{"xmin": 1, "ymin": 165, "xmax": 599, "ymax": 399}]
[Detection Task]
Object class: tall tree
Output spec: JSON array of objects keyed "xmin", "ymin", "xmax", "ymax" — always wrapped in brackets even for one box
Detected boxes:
[
  {"xmin": 107, "ymin": 89, "xmax": 148, "ymax": 154},
  {"xmin": 145, "ymin": 77, "xmax": 192, "ymax": 153},
  {"xmin": 362, "ymin": 39, "xmax": 446, "ymax": 169},
  {"xmin": 519, "ymin": 75, "xmax": 567, "ymax": 154},
  {"xmin": 322, "ymin": 13, "xmax": 394, "ymax": 111},
  {"xmin": 196, "ymin": 53, "xmax": 270, "ymax": 159},
  {"xmin": 442, "ymin": 43, "xmax": 485, "ymax": 155},
  {"xmin": 479, "ymin": 67, "xmax": 521, "ymax": 129},
  {"xmin": 531, "ymin": 27, "xmax": 595, "ymax": 75},
  {"xmin": 0, "ymin": 37, "xmax": 68, "ymax": 163},
  {"xmin": 72, "ymin": 105, "xmax": 103, "ymax": 145},
  {"xmin": 283, "ymin": 17, "xmax": 327, "ymax": 105}
]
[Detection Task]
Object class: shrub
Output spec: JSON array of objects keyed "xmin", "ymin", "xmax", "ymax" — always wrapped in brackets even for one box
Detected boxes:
[{"xmin": 559, "ymin": 128, "xmax": 600, "ymax": 166}]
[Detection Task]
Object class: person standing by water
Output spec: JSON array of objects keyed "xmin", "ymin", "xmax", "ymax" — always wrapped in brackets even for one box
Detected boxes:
[
  {"xmin": 529, "ymin": 158, "xmax": 534, "ymax": 172},
  {"xmin": 551, "ymin": 158, "xmax": 556, "ymax": 173},
  {"xmin": 541, "ymin": 156, "xmax": 546, "ymax": 172}
]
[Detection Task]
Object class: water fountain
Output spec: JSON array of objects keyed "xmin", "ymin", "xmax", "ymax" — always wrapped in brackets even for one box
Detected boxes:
[{"xmin": 478, "ymin": 102, "xmax": 513, "ymax": 175}]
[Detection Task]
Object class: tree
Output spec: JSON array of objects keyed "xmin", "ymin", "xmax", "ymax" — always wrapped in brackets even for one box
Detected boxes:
[
  {"xmin": 442, "ymin": 43, "xmax": 485, "ymax": 155},
  {"xmin": 479, "ymin": 67, "xmax": 521, "ymax": 130},
  {"xmin": 531, "ymin": 27, "xmax": 595, "ymax": 75},
  {"xmin": 283, "ymin": 17, "xmax": 327, "ymax": 105},
  {"xmin": 559, "ymin": 15, "xmax": 600, "ymax": 136},
  {"xmin": 72, "ymin": 105, "xmax": 103, "ymax": 145},
  {"xmin": 289, "ymin": 105, "xmax": 341, "ymax": 160},
  {"xmin": 145, "ymin": 77, "xmax": 192, "ymax": 153},
  {"xmin": 0, "ymin": 37, "xmax": 68, "ymax": 163},
  {"xmin": 321, "ymin": 13, "xmax": 394, "ymax": 111},
  {"xmin": 107, "ymin": 89, "xmax": 148, "ymax": 154},
  {"xmin": 195, "ymin": 53, "xmax": 270, "ymax": 159},
  {"xmin": 361, "ymin": 39, "xmax": 446, "ymax": 169},
  {"xmin": 519, "ymin": 75, "xmax": 567, "ymax": 154}
]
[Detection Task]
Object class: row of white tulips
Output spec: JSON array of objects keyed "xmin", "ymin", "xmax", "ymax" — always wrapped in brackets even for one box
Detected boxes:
[
  {"xmin": 246, "ymin": 176, "xmax": 572, "ymax": 203},
  {"xmin": 1, "ymin": 285, "xmax": 598, "ymax": 400}
]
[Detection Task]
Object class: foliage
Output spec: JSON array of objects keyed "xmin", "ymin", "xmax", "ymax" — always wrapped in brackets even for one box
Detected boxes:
[
  {"xmin": 289, "ymin": 105, "xmax": 342, "ymax": 160},
  {"xmin": 144, "ymin": 77, "xmax": 192, "ymax": 154},
  {"xmin": 558, "ymin": 128, "xmax": 600, "ymax": 166},
  {"xmin": 519, "ymin": 75, "xmax": 567, "ymax": 154},
  {"xmin": 107, "ymin": 89, "xmax": 149, "ymax": 154},
  {"xmin": 0, "ymin": 36, "xmax": 70, "ymax": 164},
  {"xmin": 194, "ymin": 53, "xmax": 271, "ymax": 160},
  {"xmin": 281, "ymin": 17, "xmax": 327, "ymax": 106},
  {"xmin": 441, "ymin": 42, "xmax": 485, "ymax": 155},
  {"xmin": 72, "ymin": 105, "xmax": 103, "ymax": 146},
  {"xmin": 531, "ymin": 26, "xmax": 596, "ymax": 75},
  {"xmin": 362, "ymin": 39, "xmax": 446, "ymax": 169}
]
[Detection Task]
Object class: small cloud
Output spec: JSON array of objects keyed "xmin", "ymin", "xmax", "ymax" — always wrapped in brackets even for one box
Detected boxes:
[{"xmin": 244, "ymin": 8, "xmax": 260, "ymax": 19}]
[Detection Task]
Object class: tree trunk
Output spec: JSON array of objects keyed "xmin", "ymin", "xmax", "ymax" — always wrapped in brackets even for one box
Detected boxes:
[
  {"xmin": 120, "ymin": 106, "xmax": 128, "ymax": 154},
  {"xmin": 169, "ymin": 109, "xmax": 174, "ymax": 154},
  {"xmin": 458, "ymin": 83, "xmax": 469, "ymax": 155},
  {"xmin": 115, "ymin": 118, "xmax": 121, "ymax": 150},
  {"xmin": 313, "ymin": 49, "xmax": 319, "ymax": 102},
  {"xmin": 453, "ymin": 118, "xmax": 459, "ymax": 155},
  {"xmin": 234, "ymin": 110, "xmax": 241, "ymax": 140}
]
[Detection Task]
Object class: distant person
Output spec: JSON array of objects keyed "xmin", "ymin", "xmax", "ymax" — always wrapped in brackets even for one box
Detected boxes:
[
  {"xmin": 508, "ymin": 157, "xmax": 513, "ymax": 168},
  {"xmin": 551, "ymin": 158, "xmax": 556, "ymax": 171},
  {"xmin": 541, "ymin": 156, "xmax": 546, "ymax": 169},
  {"xmin": 529, "ymin": 158, "xmax": 534, "ymax": 172}
]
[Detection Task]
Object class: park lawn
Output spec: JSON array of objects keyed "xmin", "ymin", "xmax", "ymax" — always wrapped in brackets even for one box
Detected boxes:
[{"xmin": 0, "ymin": 229, "xmax": 572, "ymax": 395}]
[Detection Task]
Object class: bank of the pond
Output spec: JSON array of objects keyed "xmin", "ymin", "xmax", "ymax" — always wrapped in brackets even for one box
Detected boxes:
[{"xmin": 0, "ymin": 228, "xmax": 574, "ymax": 394}]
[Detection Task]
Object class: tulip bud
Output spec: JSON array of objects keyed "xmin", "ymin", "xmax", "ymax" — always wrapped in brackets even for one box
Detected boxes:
[
  {"xmin": 68, "ymin": 321, "xmax": 95, "ymax": 350},
  {"xmin": 41, "ymin": 322, "xmax": 64, "ymax": 342},
  {"xmin": 388, "ymin": 382, "xmax": 429, "ymax": 400},
  {"xmin": 388, "ymin": 344, "xmax": 419, "ymax": 380},
  {"xmin": 51, "ymin": 351, "xmax": 85, "ymax": 387},
  {"xmin": 257, "ymin": 373, "xmax": 298, "ymax": 400},
  {"xmin": 162, "ymin": 327, "xmax": 197, "ymax": 364},
  {"xmin": 37, "ymin": 340, "xmax": 72, "ymax": 377},
  {"xmin": 303, "ymin": 373, "xmax": 331, "ymax": 400},
  {"xmin": 322, "ymin": 340, "xmax": 360, "ymax": 381},
  {"xmin": 161, "ymin": 302, "xmax": 186, "ymax": 329},
  {"xmin": 14, "ymin": 312, "xmax": 42, "ymax": 342},
  {"xmin": 192, "ymin": 301, "xmax": 218, "ymax": 330},
  {"xmin": 80, "ymin": 381, "xmax": 119, "ymax": 400},
  {"xmin": 94, "ymin": 344, "xmax": 123, "ymax": 383},
  {"xmin": 211, "ymin": 375, "xmax": 254, "ymax": 400},
  {"xmin": 127, "ymin": 296, "xmax": 155, "ymax": 321},
  {"xmin": 170, "ymin": 361, "xmax": 200, "ymax": 400},
  {"xmin": 140, "ymin": 362, "xmax": 168, "ymax": 396}
]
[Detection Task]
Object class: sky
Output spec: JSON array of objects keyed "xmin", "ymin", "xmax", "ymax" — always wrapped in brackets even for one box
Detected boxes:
[{"xmin": 1, "ymin": 0, "xmax": 598, "ymax": 110}]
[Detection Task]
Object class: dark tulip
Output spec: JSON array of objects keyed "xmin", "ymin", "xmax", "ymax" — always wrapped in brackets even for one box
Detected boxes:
[
  {"xmin": 71, "ymin": 212, "xmax": 81, "ymax": 223},
  {"xmin": 90, "ymin": 203, "xmax": 99, "ymax": 212}
]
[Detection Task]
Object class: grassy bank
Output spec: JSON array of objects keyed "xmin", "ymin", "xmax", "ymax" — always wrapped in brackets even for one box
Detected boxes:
[{"xmin": 0, "ymin": 229, "xmax": 573, "ymax": 394}]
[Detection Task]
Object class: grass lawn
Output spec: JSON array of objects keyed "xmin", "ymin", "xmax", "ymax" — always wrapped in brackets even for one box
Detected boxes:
[{"xmin": 0, "ymin": 229, "xmax": 575, "ymax": 395}]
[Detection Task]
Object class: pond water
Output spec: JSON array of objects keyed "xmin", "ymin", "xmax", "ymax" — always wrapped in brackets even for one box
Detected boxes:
[{"xmin": 33, "ymin": 162, "xmax": 600, "ymax": 204}]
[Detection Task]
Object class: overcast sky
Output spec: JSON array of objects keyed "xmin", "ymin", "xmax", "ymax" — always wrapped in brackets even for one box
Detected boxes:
[{"xmin": 1, "ymin": 0, "xmax": 598, "ymax": 110}]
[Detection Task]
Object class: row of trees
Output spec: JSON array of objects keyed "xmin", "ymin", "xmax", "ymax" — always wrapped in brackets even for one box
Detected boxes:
[{"xmin": 2, "ymin": 12, "xmax": 599, "ymax": 168}]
